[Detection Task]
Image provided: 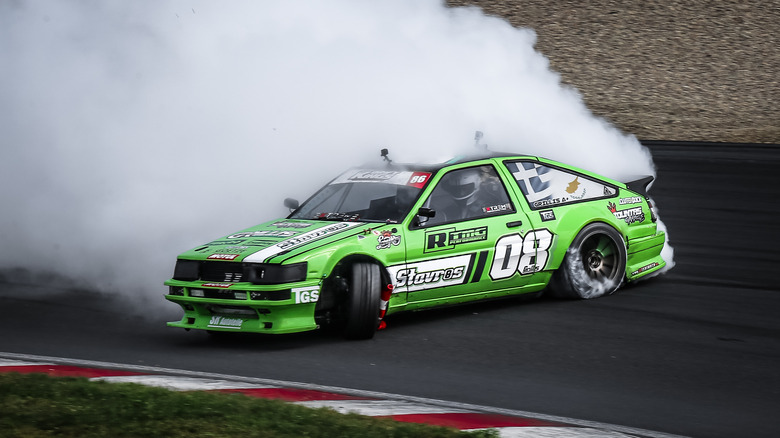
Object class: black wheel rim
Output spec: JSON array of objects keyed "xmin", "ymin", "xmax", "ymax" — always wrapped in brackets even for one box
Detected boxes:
[{"xmin": 580, "ymin": 234, "xmax": 618, "ymax": 282}]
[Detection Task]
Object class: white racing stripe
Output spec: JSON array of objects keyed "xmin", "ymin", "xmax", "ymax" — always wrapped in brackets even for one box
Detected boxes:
[
  {"xmin": 294, "ymin": 399, "xmax": 472, "ymax": 416},
  {"xmin": 243, "ymin": 222, "xmax": 363, "ymax": 263},
  {"xmin": 90, "ymin": 375, "xmax": 277, "ymax": 391}
]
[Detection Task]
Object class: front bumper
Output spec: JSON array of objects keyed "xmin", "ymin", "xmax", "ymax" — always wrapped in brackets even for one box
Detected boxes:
[{"xmin": 164, "ymin": 280, "xmax": 320, "ymax": 334}]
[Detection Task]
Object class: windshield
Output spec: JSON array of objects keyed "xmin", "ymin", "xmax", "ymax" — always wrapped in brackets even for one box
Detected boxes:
[{"xmin": 290, "ymin": 169, "xmax": 432, "ymax": 223}]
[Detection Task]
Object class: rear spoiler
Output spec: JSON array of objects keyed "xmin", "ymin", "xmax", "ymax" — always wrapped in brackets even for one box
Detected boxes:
[{"xmin": 623, "ymin": 175, "xmax": 654, "ymax": 197}]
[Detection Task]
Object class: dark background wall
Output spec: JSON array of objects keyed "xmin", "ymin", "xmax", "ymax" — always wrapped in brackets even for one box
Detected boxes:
[{"xmin": 447, "ymin": 1, "xmax": 779, "ymax": 143}]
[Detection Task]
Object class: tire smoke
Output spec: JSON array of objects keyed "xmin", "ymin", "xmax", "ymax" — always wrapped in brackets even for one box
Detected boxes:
[{"xmin": 0, "ymin": 0, "xmax": 669, "ymax": 306}]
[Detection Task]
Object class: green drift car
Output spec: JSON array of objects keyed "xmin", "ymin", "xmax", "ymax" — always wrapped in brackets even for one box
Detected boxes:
[{"xmin": 165, "ymin": 151, "xmax": 666, "ymax": 339}]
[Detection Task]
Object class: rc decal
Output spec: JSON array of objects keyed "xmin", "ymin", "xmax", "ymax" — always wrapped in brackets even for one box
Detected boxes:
[{"xmin": 425, "ymin": 226, "xmax": 488, "ymax": 252}]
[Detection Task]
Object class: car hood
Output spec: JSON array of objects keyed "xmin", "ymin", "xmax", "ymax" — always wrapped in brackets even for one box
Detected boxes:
[{"xmin": 178, "ymin": 219, "xmax": 367, "ymax": 264}]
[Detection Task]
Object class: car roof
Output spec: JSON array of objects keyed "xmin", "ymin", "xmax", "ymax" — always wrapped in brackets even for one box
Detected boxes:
[
  {"xmin": 362, "ymin": 151, "xmax": 538, "ymax": 173},
  {"xmin": 441, "ymin": 151, "xmax": 536, "ymax": 166}
]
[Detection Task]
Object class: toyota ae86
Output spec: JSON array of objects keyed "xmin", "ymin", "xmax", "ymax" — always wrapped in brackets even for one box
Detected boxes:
[{"xmin": 165, "ymin": 152, "xmax": 666, "ymax": 339}]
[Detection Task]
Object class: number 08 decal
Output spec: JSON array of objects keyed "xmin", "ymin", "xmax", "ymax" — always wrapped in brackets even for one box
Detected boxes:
[{"xmin": 490, "ymin": 229, "xmax": 554, "ymax": 280}]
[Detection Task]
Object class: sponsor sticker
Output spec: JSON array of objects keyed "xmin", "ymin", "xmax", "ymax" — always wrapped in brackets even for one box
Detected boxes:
[
  {"xmin": 208, "ymin": 316, "xmax": 244, "ymax": 329},
  {"xmin": 540, "ymin": 210, "xmax": 556, "ymax": 222},
  {"xmin": 376, "ymin": 229, "xmax": 401, "ymax": 250},
  {"xmin": 244, "ymin": 239, "xmax": 282, "ymax": 247},
  {"xmin": 271, "ymin": 221, "xmax": 313, "ymax": 228},
  {"xmin": 315, "ymin": 212, "xmax": 360, "ymax": 221},
  {"xmin": 619, "ymin": 196, "xmax": 643, "ymax": 205},
  {"xmin": 631, "ymin": 262, "xmax": 660, "ymax": 276},
  {"xmin": 201, "ymin": 283, "xmax": 233, "ymax": 288},
  {"xmin": 277, "ymin": 222, "xmax": 354, "ymax": 250},
  {"xmin": 483, "ymin": 203, "xmax": 512, "ymax": 213},
  {"xmin": 228, "ymin": 230, "xmax": 297, "ymax": 239},
  {"xmin": 292, "ymin": 286, "xmax": 320, "ymax": 304},
  {"xmin": 207, "ymin": 253, "xmax": 240, "ymax": 260},
  {"xmin": 608, "ymin": 202, "xmax": 645, "ymax": 224},
  {"xmin": 388, "ymin": 254, "xmax": 473, "ymax": 292},
  {"xmin": 207, "ymin": 239, "xmax": 245, "ymax": 246},
  {"xmin": 533, "ymin": 197, "xmax": 567, "ymax": 208},
  {"xmin": 348, "ymin": 170, "xmax": 400, "ymax": 181},
  {"xmin": 407, "ymin": 172, "xmax": 432, "ymax": 188}
]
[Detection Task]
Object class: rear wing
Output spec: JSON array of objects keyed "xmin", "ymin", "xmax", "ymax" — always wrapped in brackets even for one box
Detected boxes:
[{"xmin": 623, "ymin": 175, "xmax": 654, "ymax": 196}]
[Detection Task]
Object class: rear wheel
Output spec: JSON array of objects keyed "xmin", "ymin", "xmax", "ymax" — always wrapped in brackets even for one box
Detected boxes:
[
  {"xmin": 550, "ymin": 223, "xmax": 627, "ymax": 299},
  {"xmin": 343, "ymin": 262, "xmax": 382, "ymax": 339}
]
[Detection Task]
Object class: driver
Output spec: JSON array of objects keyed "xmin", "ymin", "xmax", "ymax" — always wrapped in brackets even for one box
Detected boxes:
[
  {"xmin": 449, "ymin": 169, "xmax": 482, "ymax": 206},
  {"xmin": 442, "ymin": 168, "xmax": 486, "ymax": 220}
]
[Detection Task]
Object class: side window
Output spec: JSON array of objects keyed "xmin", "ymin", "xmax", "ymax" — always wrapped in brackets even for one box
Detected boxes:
[
  {"xmin": 505, "ymin": 160, "xmax": 617, "ymax": 210},
  {"xmin": 422, "ymin": 165, "xmax": 514, "ymax": 226}
]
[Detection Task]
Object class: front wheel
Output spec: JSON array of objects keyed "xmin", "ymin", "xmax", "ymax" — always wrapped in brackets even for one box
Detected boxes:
[
  {"xmin": 550, "ymin": 223, "xmax": 627, "ymax": 299},
  {"xmin": 343, "ymin": 262, "xmax": 382, "ymax": 339}
]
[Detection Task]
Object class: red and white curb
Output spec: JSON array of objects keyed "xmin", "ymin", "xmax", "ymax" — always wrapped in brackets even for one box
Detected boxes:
[{"xmin": 0, "ymin": 353, "xmax": 687, "ymax": 438}]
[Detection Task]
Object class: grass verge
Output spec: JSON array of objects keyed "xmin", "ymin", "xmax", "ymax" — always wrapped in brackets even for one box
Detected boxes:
[{"xmin": 0, "ymin": 373, "xmax": 497, "ymax": 437}]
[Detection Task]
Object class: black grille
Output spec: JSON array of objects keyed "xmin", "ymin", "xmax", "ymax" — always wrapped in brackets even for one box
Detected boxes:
[
  {"xmin": 189, "ymin": 287, "xmax": 290, "ymax": 301},
  {"xmin": 199, "ymin": 289, "xmax": 241, "ymax": 300},
  {"xmin": 200, "ymin": 261, "xmax": 244, "ymax": 283},
  {"xmin": 250, "ymin": 291, "xmax": 291, "ymax": 301},
  {"xmin": 205, "ymin": 305, "xmax": 259, "ymax": 319}
]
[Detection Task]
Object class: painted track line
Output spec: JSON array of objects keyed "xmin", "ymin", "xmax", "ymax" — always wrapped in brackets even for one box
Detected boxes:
[{"xmin": 0, "ymin": 352, "xmax": 688, "ymax": 438}]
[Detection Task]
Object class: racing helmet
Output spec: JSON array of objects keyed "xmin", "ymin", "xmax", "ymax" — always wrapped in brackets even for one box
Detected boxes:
[{"xmin": 447, "ymin": 168, "xmax": 481, "ymax": 205}]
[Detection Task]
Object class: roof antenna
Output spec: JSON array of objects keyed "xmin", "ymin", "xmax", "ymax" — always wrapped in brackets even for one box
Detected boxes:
[
  {"xmin": 474, "ymin": 131, "xmax": 487, "ymax": 150},
  {"xmin": 380, "ymin": 148, "xmax": 392, "ymax": 165}
]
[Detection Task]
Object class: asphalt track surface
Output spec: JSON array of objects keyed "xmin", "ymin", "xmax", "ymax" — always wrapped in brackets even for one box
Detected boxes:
[{"xmin": 1, "ymin": 142, "xmax": 779, "ymax": 438}]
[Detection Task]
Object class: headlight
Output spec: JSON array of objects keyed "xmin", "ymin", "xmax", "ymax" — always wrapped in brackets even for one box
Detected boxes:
[
  {"xmin": 173, "ymin": 260, "xmax": 200, "ymax": 281},
  {"xmin": 243, "ymin": 262, "xmax": 307, "ymax": 284}
]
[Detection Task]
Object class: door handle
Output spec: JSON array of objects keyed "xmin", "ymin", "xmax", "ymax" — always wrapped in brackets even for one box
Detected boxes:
[{"xmin": 506, "ymin": 220, "xmax": 523, "ymax": 228}]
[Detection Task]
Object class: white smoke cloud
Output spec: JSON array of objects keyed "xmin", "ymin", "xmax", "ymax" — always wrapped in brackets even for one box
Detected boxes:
[{"xmin": 0, "ymin": 0, "xmax": 664, "ymax": 306}]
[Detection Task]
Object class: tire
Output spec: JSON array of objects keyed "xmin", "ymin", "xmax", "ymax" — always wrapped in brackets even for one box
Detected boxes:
[
  {"xmin": 343, "ymin": 262, "xmax": 382, "ymax": 340},
  {"xmin": 550, "ymin": 223, "xmax": 627, "ymax": 299}
]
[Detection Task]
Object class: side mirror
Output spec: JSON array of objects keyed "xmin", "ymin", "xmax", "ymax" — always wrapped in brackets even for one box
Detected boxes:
[
  {"xmin": 413, "ymin": 207, "xmax": 435, "ymax": 227},
  {"xmin": 284, "ymin": 198, "xmax": 299, "ymax": 211},
  {"xmin": 417, "ymin": 207, "xmax": 436, "ymax": 218}
]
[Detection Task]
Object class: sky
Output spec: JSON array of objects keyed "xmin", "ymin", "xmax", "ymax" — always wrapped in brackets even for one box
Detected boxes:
[{"xmin": 0, "ymin": 0, "xmax": 669, "ymax": 308}]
